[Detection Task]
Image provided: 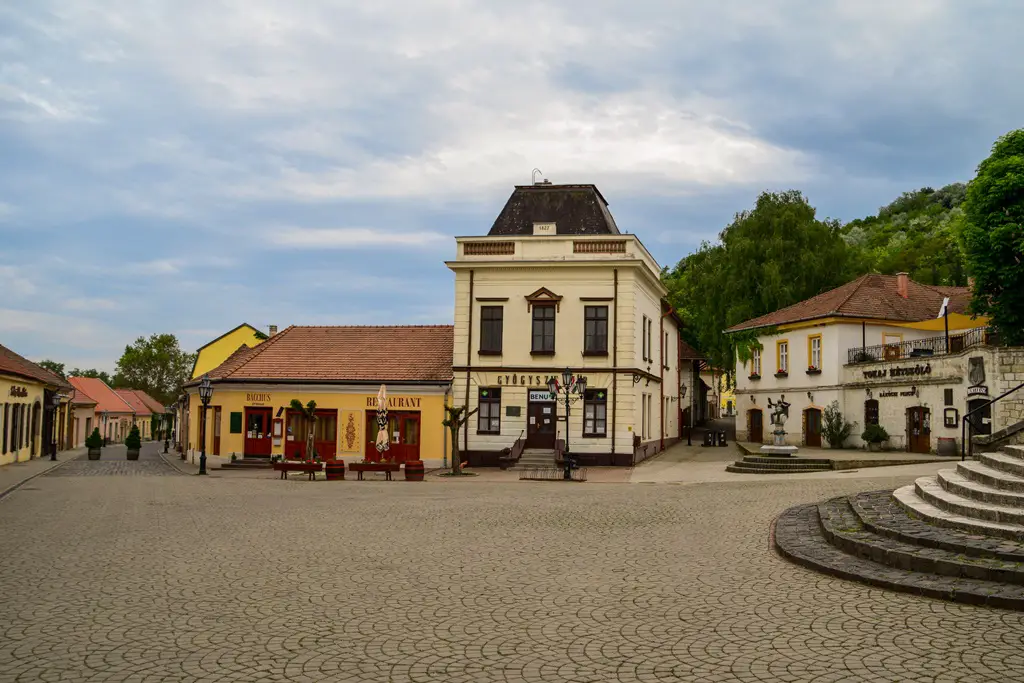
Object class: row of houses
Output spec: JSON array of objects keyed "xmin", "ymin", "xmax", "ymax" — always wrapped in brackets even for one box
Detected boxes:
[{"xmin": 0, "ymin": 343, "xmax": 169, "ymax": 468}]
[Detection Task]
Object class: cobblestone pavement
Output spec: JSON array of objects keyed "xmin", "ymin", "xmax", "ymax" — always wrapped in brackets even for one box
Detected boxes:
[
  {"xmin": 3, "ymin": 462, "xmax": 1024, "ymax": 682},
  {"xmin": 44, "ymin": 442, "xmax": 181, "ymax": 477}
]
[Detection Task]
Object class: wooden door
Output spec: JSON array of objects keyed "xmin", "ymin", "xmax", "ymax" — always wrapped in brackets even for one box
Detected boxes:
[
  {"xmin": 804, "ymin": 408, "xmax": 822, "ymax": 448},
  {"xmin": 967, "ymin": 399, "xmax": 992, "ymax": 436},
  {"xmin": 907, "ymin": 407, "xmax": 931, "ymax": 453},
  {"xmin": 315, "ymin": 410, "xmax": 338, "ymax": 460},
  {"xmin": 285, "ymin": 409, "xmax": 307, "ymax": 459},
  {"xmin": 526, "ymin": 401, "xmax": 556, "ymax": 449},
  {"xmin": 749, "ymin": 410, "xmax": 763, "ymax": 443},
  {"xmin": 397, "ymin": 414, "xmax": 420, "ymax": 462},
  {"xmin": 212, "ymin": 407, "xmax": 222, "ymax": 455},
  {"xmin": 244, "ymin": 408, "xmax": 272, "ymax": 456}
]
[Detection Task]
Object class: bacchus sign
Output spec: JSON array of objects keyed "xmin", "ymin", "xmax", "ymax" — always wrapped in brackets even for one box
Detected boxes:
[{"xmin": 862, "ymin": 362, "xmax": 932, "ymax": 380}]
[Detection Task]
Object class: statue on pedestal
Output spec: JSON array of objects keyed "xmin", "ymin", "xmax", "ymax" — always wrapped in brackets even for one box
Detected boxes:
[{"xmin": 766, "ymin": 394, "xmax": 791, "ymax": 447}]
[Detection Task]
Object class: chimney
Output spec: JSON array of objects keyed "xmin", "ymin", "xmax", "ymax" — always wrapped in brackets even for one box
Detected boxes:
[
  {"xmin": 896, "ymin": 272, "xmax": 909, "ymax": 299},
  {"xmin": 269, "ymin": 325, "xmax": 278, "ymax": 336}
]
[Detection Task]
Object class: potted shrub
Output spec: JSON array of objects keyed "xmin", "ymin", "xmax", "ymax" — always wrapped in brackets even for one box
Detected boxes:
[
  {"xmin": 861, "ymin": 424, "xmax": 889, "ymax": 452},
  {"xmin": 125, "ymin": 425, "xmax": 142, "ymax": 460},
  {"xmin": 86, "ymin": 428, "xmax": 103, "ymax": 460}
]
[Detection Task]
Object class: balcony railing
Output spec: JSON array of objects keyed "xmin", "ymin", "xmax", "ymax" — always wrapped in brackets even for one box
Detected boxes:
[
  {"xmin": 463, "ymin": 241, "xmax": 515, "ymax": 256},
  {"xmin": 848, "ymin": 327, "xmax": 993, "ymax": 364}
]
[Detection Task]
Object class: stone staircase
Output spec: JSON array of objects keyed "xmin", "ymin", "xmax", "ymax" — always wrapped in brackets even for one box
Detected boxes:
[
  {"xmin": 216, "ymin": 455, "xmax": 273, "ymax": 471},
  {"xmin": 727, "ymin": 454, "xmax": 833, "ymax": 474},
  {"xmin": 514, "ymin": 448, "xmax": 555, "ymax": 469},
  {"xmin": 775, "ymin": 443, "xmax": 1024, "ymax": 610}
]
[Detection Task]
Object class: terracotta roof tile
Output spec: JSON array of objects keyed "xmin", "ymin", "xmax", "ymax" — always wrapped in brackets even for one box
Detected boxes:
[
  {"xmin": 115, "ymin": 389, "xmax": 153, "ymax": 417},
  {"xmin": 0, "ymin": 343, "xmax": 72, "ymax": 388},
  {"xmin": 132, "ymin": 390, "xmax": 168, "ymax": 414},
  {"xmin": 679, "ymin": 339, "xmax": 704, "ymax": 360},
  {"xmin": 726, "ymin": 274, "xmax": 973, "ymax": 333},
  {"xmin": 194, "ymin": 326, "xmax": 454, "ymax": 384},
  {"xmin": 68, "ymin": 377, "xmax": 135, "ymax": 414},
  {"xmin": 70, "ymin": 390, "xmax": 97, "ymax": 406}
]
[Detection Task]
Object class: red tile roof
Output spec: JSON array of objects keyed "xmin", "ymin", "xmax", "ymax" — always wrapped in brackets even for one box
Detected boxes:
[
  {"xmin": 0, "ymin": 343, "xmax": 71, "ymax": 388},
  {"xmin": 70, "ymin": 390, "xmax": 97, "ymax": 406},
  {"xmin": 132, "ymin": 390, "xmax": 168, "ymax": 414},
  {"xmin": 68, "ymin": 377, "xmax": 135, "ymax": 414},
  {"xmin": 726, "ymin": 274, "xmax": 973, "ymax": 333},
  {"xmin": 115, "ymin": 389, "xmax": 153, "ymax": 417},
  {"xmin": 192, "ymin": 326, "xmax": 454, "ymax": 384}
]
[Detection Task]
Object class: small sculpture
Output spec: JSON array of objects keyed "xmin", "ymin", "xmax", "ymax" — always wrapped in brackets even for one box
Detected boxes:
[{"xmin": 767, "ymin": 394, "xmax": 791, "ymax": 446}]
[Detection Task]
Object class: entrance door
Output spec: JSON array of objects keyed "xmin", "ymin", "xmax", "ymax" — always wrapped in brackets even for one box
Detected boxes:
[
  {"xmin": 244, "ymin": 408, "xmax": 272, "ymax": 456},
  {"xmin": 749, "ymin": 410, "xmax": 763, "ymax": 443},
  {"xmin": 907, "ymin": 407, "xmax": 931, "ymax": 453},
  {"xmin": 315, "ymin": 410, "xmax": 338, "ymax": 461},
  {"xmin": 967, "ymin": 399, "xmax": 992, "ymax": 436},
  {"xmin": 526, "ymin": 401, "xmax": 556, "ymax": 449},
  {"xmin": 213, "ymin": 407, "xmax": 222, "ymax": 456},
  {"xmin": 805, "ymin": 408, "xmax": 822, "ymax": 448}
]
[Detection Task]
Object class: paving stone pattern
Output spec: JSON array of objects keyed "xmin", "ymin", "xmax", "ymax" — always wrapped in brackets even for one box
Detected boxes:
[
  {"xmin": 47, "ymin": 444, "xmax": 181, "ymax": 478},
  {"xmin": 4, "ymin": 471, "xmax": 1024, "ymax": 681}
]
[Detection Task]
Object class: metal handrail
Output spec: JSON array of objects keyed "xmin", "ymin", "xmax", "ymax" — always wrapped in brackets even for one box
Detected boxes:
[
  {"xmin": 962, "ymin": 381, "xmax": 1024, "ymax": 461},
  {"xmin": 510, "ymin": 430, "xmax": 526, "ymax": 461}
]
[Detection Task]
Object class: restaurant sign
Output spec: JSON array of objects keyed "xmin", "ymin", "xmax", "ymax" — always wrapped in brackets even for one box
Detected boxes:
[
  {"xmin": 862, "ymin": 363, "xmax": 932, "ymax": 380},
  {"xmin": 246, "ymin": 393, "xmax": 272, "ymax": 405},
  {"xmin": 364, "ymin": 396, "xmax": 422, "ymax": 408},
  {"xmin": 8, "ymin": 385, "xmax": 28, "ymax": 398}
]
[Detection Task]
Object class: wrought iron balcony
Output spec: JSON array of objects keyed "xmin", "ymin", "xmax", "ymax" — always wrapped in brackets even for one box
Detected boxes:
[{"xmin": 847, "ymin": 327, "xmax": 992, "ymax": 364}]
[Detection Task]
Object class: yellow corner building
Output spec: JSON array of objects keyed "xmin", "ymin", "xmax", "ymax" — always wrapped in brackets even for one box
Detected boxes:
[{"xmin": 183, "ymin": 326, "xmax": 454, "ymax": 468}]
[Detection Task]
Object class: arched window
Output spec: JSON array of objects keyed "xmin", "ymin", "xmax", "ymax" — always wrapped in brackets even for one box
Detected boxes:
[{"xmin": 864, "ymin": 399, "xmax": 879, "ymax": 426}]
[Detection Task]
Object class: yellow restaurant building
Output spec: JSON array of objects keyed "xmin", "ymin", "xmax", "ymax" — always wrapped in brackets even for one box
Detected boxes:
[
  {"xmin": 1, "ymin": 343, "xmax": 73, "ymax": 467},
  {"xmin": 183, "ymin": 325, "xmax": 454, "ymax": 468}
]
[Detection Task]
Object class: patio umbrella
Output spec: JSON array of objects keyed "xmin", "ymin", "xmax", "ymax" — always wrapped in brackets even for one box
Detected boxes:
[{"xmin": 375, "ymin": 384, "xmax": 390, "ymax": 459}]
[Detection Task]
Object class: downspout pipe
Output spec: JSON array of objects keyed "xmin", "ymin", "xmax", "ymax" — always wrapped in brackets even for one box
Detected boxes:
[{"xmin": 659, "ymin": 303, "xmax": 674, "ymax": 452}]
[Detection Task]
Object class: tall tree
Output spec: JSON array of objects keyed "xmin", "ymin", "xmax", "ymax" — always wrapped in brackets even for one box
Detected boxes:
[
  {"xmin": 68, "ymin": 368, "xmax": 113, "ymax": 385},
  {"xmin": 37, "ymin": 360, "xmax": 66, "ymax": 379},
  {"xmin": 664, "ymin": 190, "xmax": 858, "ymax": 375},
  {"xmin": 961, "ymin": 129, "xmax": 1024, "ymax": 345},
  {"xmin": 114, "ymin": 334, "xmax": 196, "ymax": 405}
]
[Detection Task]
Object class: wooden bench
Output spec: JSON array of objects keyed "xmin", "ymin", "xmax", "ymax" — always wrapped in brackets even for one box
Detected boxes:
[
  {"xmin": 348, "ymin": 462, "xmax": 401, "ymax": 481},
  {"xmin": 272, "ymin": 461, "xmax": 323, "ymax": 481}
]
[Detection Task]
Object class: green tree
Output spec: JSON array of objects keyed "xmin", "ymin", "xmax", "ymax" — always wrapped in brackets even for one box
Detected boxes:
[
  {"xmin": 961, "ymin": 129, "xmax": 1024, "ymax": 345},
  {"xmin": 664, "ymin": 190, "xmax": 858, "ymax": 376},
  {"xmin": 442, "ymin": 405, "xmax": 478, "ymax": 475},
  {"xmin": 289, "ymin": 399, "xmax": 318, "ymax": 461},
  {"xmin": 37, "ymin": 360, "xmax": 66, "ymax": 379},
  {"xmin": 68, "ymin": 368, "xmax": 113, "ymax": 384},
  {"xmin": 114, "ymin": 334, "xmax": 196, "ymax": 406},
  {"xmin": 822, "ymin": 400, "xmax": 854, "ymax": 449}
]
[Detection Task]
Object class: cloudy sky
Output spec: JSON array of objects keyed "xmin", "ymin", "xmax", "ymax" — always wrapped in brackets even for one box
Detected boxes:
[{"xmin": 2, "ymin": 1, "xmax": 1021, "ymax": 371}]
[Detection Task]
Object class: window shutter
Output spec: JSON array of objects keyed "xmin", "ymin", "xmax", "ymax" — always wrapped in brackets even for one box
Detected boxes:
[{"xmin": 230, "ymin": 412, "xmax": 243, "ymax": 434}]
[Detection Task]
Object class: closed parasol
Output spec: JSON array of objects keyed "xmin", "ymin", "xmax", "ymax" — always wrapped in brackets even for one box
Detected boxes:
[{"xmin": 375, "ymin": 384, "xmax": 390, "ymax": 458}]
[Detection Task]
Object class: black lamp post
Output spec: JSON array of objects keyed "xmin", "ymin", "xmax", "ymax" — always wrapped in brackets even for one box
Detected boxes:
[
  {"xmin": 547, "ymin": 367, "xmax": 587, "ymax": 480},
  {"xmin": 197, "ymin": 375, "xmax": 213, "ymax": 476},
  {"xmin": 49, "ymin": 392, "xmax": 63, "ymax": 461}
]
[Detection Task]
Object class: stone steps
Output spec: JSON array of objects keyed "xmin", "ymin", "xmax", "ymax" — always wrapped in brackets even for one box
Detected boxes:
[
  {"xmin": 742, "ymin": 456, "xmax": 833, "ymax": 466},
  {"xmin": 892, "ymin": 484, "xmax": 1024, "ymax": 541},
  {"xmin": 938, "ymin": 469, "xmax": 1024, "ymax": 507},
  {"xmin": 957, "ymin": 460, "xmax": 1024, "ymax": 493},
  {"xmin": 914, "ymin": 477, "xmax": 1024, "ymax": 527},
  {"xmin": 726, "ymin": 456, "xmax": 831, "ymax": 474},
  {"xmin": 979, "ymin": 452, "xmax": 1024, "ymax": 478},
  {"xmin": 726, "ymin": 464, "xmax": 830, "ymax": 474}
]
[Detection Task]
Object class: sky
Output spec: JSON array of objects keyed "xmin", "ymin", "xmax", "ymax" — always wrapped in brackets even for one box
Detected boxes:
[{"xmin": 2, "ymin": 1, "xmax": 1022, "ymax": 372}]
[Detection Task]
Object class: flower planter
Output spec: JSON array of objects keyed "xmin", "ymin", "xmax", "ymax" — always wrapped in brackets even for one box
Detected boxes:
[
  {"xmin": 748, "ymin": 374, "xmax": 761, "ymax": 381},
  {"xmin": 88, "ymin": 448, "xmax": 101, "ymax": 460},
  {"xmin": 774, "ymin": 372, "xmax": 789, "ymax": 379},
  {"xmin": 867, "ymin": 442, "xmax": 881, "ymax": 452},
  {"xmin": 806, "ymin": 368, "xmax": 821, "ymax": 375},
  {"xmin": 126, "ymin": 449, "xmax": 140, "ymax": 461},
  {"xmin": 404, "ymin": 460, "xmax": 425, "ymax": 482}
]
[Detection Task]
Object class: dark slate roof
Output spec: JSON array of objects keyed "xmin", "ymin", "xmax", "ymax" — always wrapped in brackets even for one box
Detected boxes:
[{"xmin": 487, "ymin": 184, "xmax": 620, "ymax": 236}]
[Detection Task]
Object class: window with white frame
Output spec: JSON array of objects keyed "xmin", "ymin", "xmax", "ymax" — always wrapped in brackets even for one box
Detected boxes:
[
  {"xmin": 810, "ymin": 336, "xmax": 821, "ymax": 370},
  {"xmin": 751, "ymin": 348, "xmax": 761, "ymax": 376},
  {"xmin": 778, "ymin": 341, "xmax": 789, "ymax": 374}
]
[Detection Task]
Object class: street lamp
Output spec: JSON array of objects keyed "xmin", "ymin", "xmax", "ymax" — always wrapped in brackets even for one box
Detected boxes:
[
  {"xmin": 49, "ymin": 392, "xmax": 63, "ymax": 461},
  {"xmin": 547, "ymin": 368, "xmax": 587, "ymax": 480},
  {"xmin": 197, "ymin": 375, "xmax": 214, "ymax": 476}
]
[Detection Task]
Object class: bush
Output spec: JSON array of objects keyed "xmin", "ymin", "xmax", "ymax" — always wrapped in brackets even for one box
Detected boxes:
[
  {"xmin": 125, "ymin": 425, "xmax": 142, "ymax": 450},
  {"xmin": 822, "ymin": 400, "xmax": 854, "ymax": 449},
  {"xmin": 85, "ymin": 428, "xmax": 103, "ymax": 449},
  {"xmin": 861, "ymin": 423, "xmax": 890, "ymax": 444}
]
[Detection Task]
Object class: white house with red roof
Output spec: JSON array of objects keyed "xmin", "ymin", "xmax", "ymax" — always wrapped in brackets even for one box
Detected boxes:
[
  {"xmin": 68, "ymin": 377, "xmax": 136, "ymax": 444},
  {"xmin": 727, "ymin": 272, "xmax": 1011, "ymax": 454}
]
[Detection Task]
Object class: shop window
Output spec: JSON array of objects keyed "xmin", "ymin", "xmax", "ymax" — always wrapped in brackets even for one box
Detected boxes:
[
  {"xmin": 584, "ymin": 306, "xmax": 608, "ymax": 355},
  {"xmin": 478, "ymin": 388, "xmax": 501, "ymax": 434},
  {"xmin": 864, "ymin": 399, "xmax": 879, "ymax": 426},
  {"xmin": 584, "ymin": 389, "xmax": 607, "ymax": 437},
  {"xmin": 531, "ymin": 306, "xmax": 555, "ymax": 354},
  {"xmin": 480, "ymin": 306, "xmax": 503, "ymax": 355}
]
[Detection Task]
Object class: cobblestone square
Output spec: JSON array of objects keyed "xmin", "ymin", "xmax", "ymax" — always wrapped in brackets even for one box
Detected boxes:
[{"xmin": 2, "ymin": 448, "xmax": 1024, "ymax": 682}]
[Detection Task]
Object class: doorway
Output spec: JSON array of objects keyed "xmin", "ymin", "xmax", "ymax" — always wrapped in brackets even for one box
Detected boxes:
[
  {"xmin": 906, "ymin": 407, "xmax": 931, "ymax": 453},
  {"xmin": 804, "ymin": 408, "xmax": 822, "ymax": 448},
  {"xmin": 244, "ymin": 408, "xmax": 273, "ymax": 456},
  {"xmin": 364, "ymin": 411, "xmax": 420, "ymax": 463},
  {"xmin": 526, "ymin": 400, "xmax": 556, "ymax": 449},
  {"xmin": 748, "ymin": 409, "xmax": 763, "ymax": 443},
  {"xmin": 212, "ymin": 406, "xmax": 222, "ymax": 456},
  {"xmin": 967, "ymin": 398, "xmax": 992, "ymax": 436}
]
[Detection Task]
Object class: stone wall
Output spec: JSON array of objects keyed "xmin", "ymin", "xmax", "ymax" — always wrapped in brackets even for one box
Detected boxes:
[{"xmin": 996, "ymin": 349, "xmax": 1024, "ymax": 427}]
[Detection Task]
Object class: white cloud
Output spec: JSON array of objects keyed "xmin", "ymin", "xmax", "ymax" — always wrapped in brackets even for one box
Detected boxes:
[
  {"xmin": 268, "ymin": 227, "xmax": 449, "ymax": 249},
  {"xmin": 63, "ymin": 297, "xmax": 119, "ymax": 311},
  {"xmin": 0, "ymin": 265, "xmax": 37, "ymax": 298}
]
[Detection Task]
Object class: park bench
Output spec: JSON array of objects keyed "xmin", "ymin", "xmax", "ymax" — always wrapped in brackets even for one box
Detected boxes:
[
  {"xmin": 348, "ymin": 462, "xmax": 401, "ymax": 481},
  {"xmin": 272, "ymin": 461, "xmax": 323, "ymax": 481}
]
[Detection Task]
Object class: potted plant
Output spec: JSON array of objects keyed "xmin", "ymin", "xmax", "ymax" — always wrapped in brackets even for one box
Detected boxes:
[
  {"xmin": 806, "ymin": 365, "xmax": 821, "ymax": 375},
  {"xmin": 231, "ymin": 454, "xmax": 238, "ymax": 462},
  {"xmin": 125, "ymin": 425, "xmax": 142, "ymax": 460},
  {"xmin": 861, "ymin": 424, "xmax": 889, "ymax": 452},
  {"xmin": 86, "ymin": 428, "xmax": 103, "ymax": 460}
]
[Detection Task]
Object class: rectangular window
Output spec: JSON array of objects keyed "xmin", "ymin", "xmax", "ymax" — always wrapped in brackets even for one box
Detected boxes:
[
  {"xmin": 865, "ymin": 400, "xmax": 879, "ymax": 426},
  {"xmin": 583, "ymin": 389, "xmax": 607, "ymax": 437},
  {"xmin": 477, "ymin": 388, "xmax": 501, "ymax": 433},
  {"xmin": 531, "ymin": 306, "xmax": 555, "ymax": 354},
  {"xmin": 752, "ymin": 348, "xmax": 762, "ymax": 376},
  {"xmin": 584, "ymin": 306, "xmax": 608, "ymax": 354},
  {"xmin": 641, "ymin": 315, "xmax": 648, "ymax": 360},
  {"xmin": 648, "ymin": 318, "xmax": 653, "ymax": 361},
  {"xmin": 944, "ymin": 389, "xmax": 954, "ymax": 406},
  {"xmin": 809, "ymin": 335, "xmax": 822, "ymax": 370},
  {"xmin": 777, "ymin": 341, "xmax": 789, "ymax": 374},
  {"xmin": 1, "ymin": 403, "xmax": 6, "ymax": 454},
  {"xmin": 480, "ymin": 306, "xmax": 503, "ymax": 354},
  {"xmin": 640, "ymin": 393, "xmax": 646, "ymax": 439},
  {"xmin": 664, "ymin": 331, "xmax": 669, "ymax": 368}
]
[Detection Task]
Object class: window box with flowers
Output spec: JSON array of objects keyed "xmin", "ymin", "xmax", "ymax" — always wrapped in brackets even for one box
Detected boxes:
[
  {"xmin": 806, "ymin": 366, "xmax": 822, "ymax": 375},
  {"xmin": 774, "ymin": 371, "xmax": 789, "ymax": 378},
  {"xmin": 748, "ymin": 373, "xmax": 761, "ymax": 381}
]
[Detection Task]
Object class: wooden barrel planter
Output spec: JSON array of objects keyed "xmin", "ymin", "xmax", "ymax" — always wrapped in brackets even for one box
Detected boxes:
[
  {"xmin": 325, "ymin": 460, "xmax": 345, "ymax": 481},
  {"xmin": 404, "ymin": 460, "xmax": 424, "ymax": 482}
]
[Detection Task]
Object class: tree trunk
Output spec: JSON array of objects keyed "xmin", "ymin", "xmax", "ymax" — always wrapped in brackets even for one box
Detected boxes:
[{"xmin": 450, "ymin": 423, "xmax": 462, "ymax": 475}]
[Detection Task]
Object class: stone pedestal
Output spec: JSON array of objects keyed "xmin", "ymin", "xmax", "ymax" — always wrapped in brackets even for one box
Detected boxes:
[{"xmin": 760, "ymin": 445, "xmax": 799, "ymax": 457}]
